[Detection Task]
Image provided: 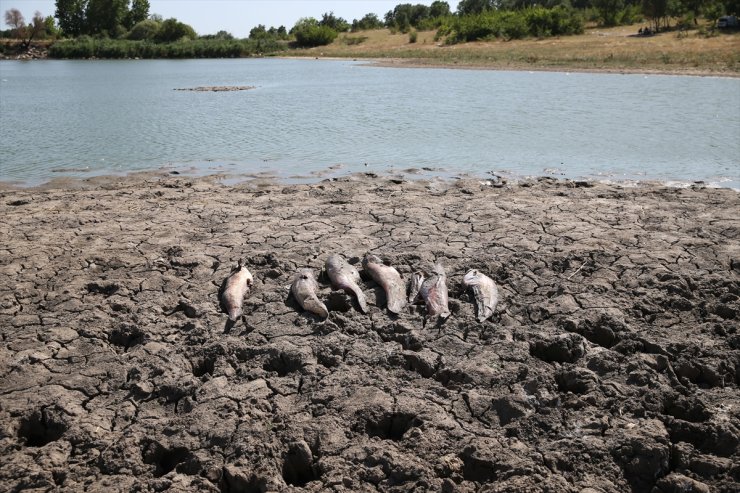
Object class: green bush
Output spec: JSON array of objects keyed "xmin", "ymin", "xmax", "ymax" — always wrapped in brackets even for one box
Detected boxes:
[
  {"xmin": 154, "ymin": 18, "xmax": 197, "ymax": 43},
  {"xmin": 409, "ymin": 30, "xmax": 418, "ymax": 42},
  {"xmin": 292, "ymin": 18, "xmax": 338, "ymax": 47},
  {"xmin": 48, "ymin": 37, "xmax": 285, "ymax": 59},
  {"xmin": 441, "ymin": 7, "xmax": 583, "ymax": 43},
  {"xmin": 617, "ymin": 4, "xmax": 644, "ymax": 25},
  {"xmin": 340, "ymin": 35, "xmax": 368, "ymax": 45},
  {"xmin": 127, "ymin": 19, "xmax": 161, "ymax": 40}
]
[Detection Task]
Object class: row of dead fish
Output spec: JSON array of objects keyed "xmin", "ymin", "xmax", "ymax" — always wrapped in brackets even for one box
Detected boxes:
[{"xmin": 221, "ymin": 253, "xmax": 498, "ymax": 323}]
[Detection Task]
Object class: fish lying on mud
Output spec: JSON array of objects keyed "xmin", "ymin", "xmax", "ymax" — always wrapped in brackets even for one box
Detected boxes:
[
  {"xmin": 221, "ymin": 260, "xmax": 253, "ymax": 321},
  {"xmin": 362, "ymin": 254, "xmax": 406, "ymax": 314},
  {"xmin": 408, "ymin": 271, "xmax": 425, "ymax": 304},
  {"xmin": 462, "ymin": 269, "xmax": 499, "ymax": 322},
  {"xmin": 419, "ymin": 263, "xmax": 450, "ymax": 318},
  {"xmin": 325, "ymin": 254, "xmax": 368, "ymax": 313},
  {"xmin": 291, "ymin": 268, "xmax": 329, "ymax": 319}
]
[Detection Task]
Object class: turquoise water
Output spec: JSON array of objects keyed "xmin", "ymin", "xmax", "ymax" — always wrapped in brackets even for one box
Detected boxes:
[{"xmin": 1, "ymin": 58, "xmax": 738, "ymax": 187}]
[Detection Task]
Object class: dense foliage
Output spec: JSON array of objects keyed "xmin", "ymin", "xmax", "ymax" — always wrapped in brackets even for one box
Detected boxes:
[
  {"xmin": 384, "ymin": 2, "xmax": 452, "ymax": 31},
  {"xmin": 54, "ymin": 0, "xmax": 150, "ymax": 37},
  {"xmin": 351, "ymin": 13, "xmax": 385, "ymax": 31},
  {"xmin": 290, "ymin": 17, "xmax": 339, "ymax": 47},
  {"xmin": 48, "ymin": 37, "xmax": 284, "ymax": 58},
  {"xmin": 439, "ymin": 6, "xmax": 584, "ymax": 42},
  {"xmin": 249, "ymin": 24, "xmax": 289, "ymax": 41},
  {"xmin": 154, "ymin": 18, "xmax": 196, "ymax": 42}
]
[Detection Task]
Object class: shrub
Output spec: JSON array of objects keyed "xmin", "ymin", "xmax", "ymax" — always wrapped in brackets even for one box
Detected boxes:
[
  {"xmin": 127, "ymin": 19, "xmax": 160, "ymax": 40},
  {"xmin": 154, "ymin": 18, "xmax": 196, "ymax": 43},
  {"xmin": 617, "ymin": 4, "xmax": 644, "ymax": 25},
  {"xmin": 340, "ymin": 35, "xmax": 368, "ymax": 45},
  {"xmin": 441, "ymin": 7, "xmax": 583, "ymax": 43},
  {"xmin": 292, "ymin": 18, "xmax": 338, "ymax": 47},
  {"xmin": 352, "ymin": 13, "xmax": 384, "ymax": 31},
  {"xmin": 409, "ymin": 29, "xmax": 418, "ymax": 42}
]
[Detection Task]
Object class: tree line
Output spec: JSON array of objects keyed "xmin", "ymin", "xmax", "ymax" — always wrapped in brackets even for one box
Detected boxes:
[{"xmin": 2, "ymin": 0, "xmax": 738, "ymax": 58}]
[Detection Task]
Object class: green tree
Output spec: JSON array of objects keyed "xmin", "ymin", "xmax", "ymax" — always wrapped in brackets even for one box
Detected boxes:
[
  {"xmin": 154, "ymin": 17, "xmax": 196, "ymax": 42},
  {"xmin": 270, "ymin": 26, "xmax": 288, "ymax": 39},
  {"xmin": 385, "ymin": 4, "xmax": 432, "ymax": 30},
  {"xmin": 352, "ymin": 13, "xmax": 385, "ymax": 30},
  {"xmin": 291, "ymin": 17, "xmax": 337, "ymax": 47},
  {"xmin": 85, "ymin": 0, "xmax": 128, "ymax": 37},
  {"xmin": 125, "ymin": 0, "xmax": 149, "ymax": 29},
  {"xmin": 214, "ymin": 30, "xmax": 233, "ymax": 39},
  {"xmin": 55, "ymin": 0, "xmax": 87, "ymax": 37},
  {"xmin": 43, "ymin": 16, "xmax": 61, "ymax": 38},
  {"xmin": 594, "ymin": 0, "xmax": 626, "ymax": 24},
  {"xmin": 319, "ymin": 11, "xmax": 350, "ymax": 32},
  {"xmin": 430, "ymin": 1, "xmax": 452, "ymax": 17},
  {"xmin": 642, "ymin": 0, "xmax": 668, "ymax": 30},
  {"xmin": 456, "ymin": 0, "xmax": 496, "ymax": 15},
  {"xmin": 249, "ymin": 24, "xmax": 269, "ymax": 39},
  {"xmin": 127, "ymin": 18, "xmax": 159, "ymax": 39}
]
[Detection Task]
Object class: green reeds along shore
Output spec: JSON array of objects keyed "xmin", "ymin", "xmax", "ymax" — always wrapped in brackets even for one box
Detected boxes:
[{"xmin": 47, "ymin": 37, "xmax": 286, "ymax": 59}]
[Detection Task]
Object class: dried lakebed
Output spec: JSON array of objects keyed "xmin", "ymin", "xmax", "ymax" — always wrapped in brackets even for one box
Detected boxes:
[{"xmin": 0, "ymin": 175, "xmax": 738, "ymax": 492}]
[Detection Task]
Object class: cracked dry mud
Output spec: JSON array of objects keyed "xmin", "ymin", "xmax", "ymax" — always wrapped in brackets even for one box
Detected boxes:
[{"xmin": 1, "ymin": 174, "xmax": 739, "ymax": 493}]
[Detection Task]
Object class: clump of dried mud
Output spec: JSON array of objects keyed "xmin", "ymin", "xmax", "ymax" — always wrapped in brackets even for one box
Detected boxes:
[{"xmin": 1, "ymin": 174, "xmax": 738, "ymax": 492}]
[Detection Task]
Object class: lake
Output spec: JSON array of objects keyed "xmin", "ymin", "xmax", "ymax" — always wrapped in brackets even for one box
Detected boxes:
[{"xmin": 1, "ymin": 58, "xmax": 738, "ymax": 188}]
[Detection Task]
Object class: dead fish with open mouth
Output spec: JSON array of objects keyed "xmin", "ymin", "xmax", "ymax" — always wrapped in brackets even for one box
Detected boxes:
[
  {"xmin": 362, "ymin": 253, "xmax": 406, "ymax": 314},
  {"xmin": 419, "ymin": 263, "xmax": 450, "ymax": 318},
  {"xmin": 462, "ymin": 269, "xmax": 499, "ymax": 322},
  {"xmin": 325, "ymin": 254, "xmax": 368, "ymax": 313},
  {"xmin": 221, "ymin": 260, "xmax": 253, "ymax": 321},
  {"xmin": 291, "ymin": 268, "xmax": 328, "ymax": 319}
]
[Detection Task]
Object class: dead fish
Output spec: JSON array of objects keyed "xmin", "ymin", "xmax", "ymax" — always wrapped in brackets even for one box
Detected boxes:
[
  {"xmin": 221, "ymin": 260, "xmax": 253, "ymax": 321},
  {"xmin": 362, "ymin": 254, "xmax": 406, "ymax": 314},
  {"xmin": 408, "ymin": 271, "xmax": 425, "ymax": 304},
  {"xmin": 419, "ymin": 263, "xmax": 449, "ymax": 318},
  {"xmin": 291, "ymin": 268, "xmax": 328, "ymax": 319},
  {"xmin": 325, "ymin": 254, "xmax": 367, "ymax": 313},
  {"xmin": 462, "ymin": 269, "xmax": 499, "ymax": 322}
]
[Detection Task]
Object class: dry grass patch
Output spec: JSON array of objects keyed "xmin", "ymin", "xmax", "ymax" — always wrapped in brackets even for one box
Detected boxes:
[{"xmin": 290, "ymin": 26, "xmax": 740, "ymax": 75}]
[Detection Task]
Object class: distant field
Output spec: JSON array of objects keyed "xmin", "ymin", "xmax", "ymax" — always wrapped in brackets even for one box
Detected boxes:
[{"xmin": 288, "ymin": 25, "xmax": 740, "ymax": 76}]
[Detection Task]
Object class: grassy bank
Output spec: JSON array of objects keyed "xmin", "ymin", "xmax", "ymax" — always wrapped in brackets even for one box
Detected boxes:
[{"xmin": 292, "ymin": 25, "xmax": 740, "ymax": 75}]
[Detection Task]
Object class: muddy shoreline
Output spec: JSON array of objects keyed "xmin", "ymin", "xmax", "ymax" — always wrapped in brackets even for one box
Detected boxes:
[{"xmin": 1, "ymin": 174, "xmax": 738, "ymax": 492}]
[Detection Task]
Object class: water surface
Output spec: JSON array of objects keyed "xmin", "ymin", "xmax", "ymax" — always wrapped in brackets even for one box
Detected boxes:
[{"xmin": 1, "ymin": 59, "xmax": 738, "ymax": 187}]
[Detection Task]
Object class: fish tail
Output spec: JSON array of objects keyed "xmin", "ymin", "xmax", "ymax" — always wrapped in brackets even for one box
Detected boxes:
[
  {"xmin": 387, "ymin": 299, "xmax": 405, "ymax": 314},
  {"xmin": 304, "ymin": 298, "xmax": 329, "ymax": 318},
  {"xmin": 353, "ymin": 287, "xmax": 368, "ymax": 313},
  {"xmin": 387, "ymin": 290, "xmax": 406, "ymax": 314}
]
